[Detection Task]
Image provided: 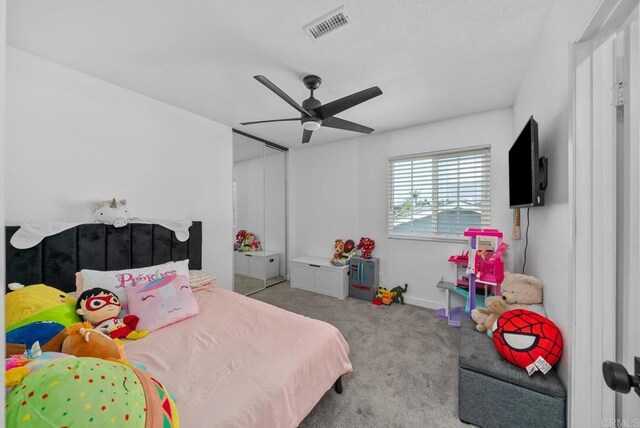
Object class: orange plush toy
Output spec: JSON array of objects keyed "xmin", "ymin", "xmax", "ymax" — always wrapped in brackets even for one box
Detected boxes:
[{"xmin": 61, "ymin": 322, "xmax": 125, "ymax": 360}]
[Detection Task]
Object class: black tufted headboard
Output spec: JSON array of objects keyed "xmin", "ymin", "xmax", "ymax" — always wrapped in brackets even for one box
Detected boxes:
[{"xmin": 5, "ymin": 222, "xmax": 202, "ymax": 293}]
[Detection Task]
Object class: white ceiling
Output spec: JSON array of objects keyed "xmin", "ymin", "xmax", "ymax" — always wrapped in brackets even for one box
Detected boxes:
[{"xmin": 7, "ymin": 0, "xmax": 556, "ymax": 148}]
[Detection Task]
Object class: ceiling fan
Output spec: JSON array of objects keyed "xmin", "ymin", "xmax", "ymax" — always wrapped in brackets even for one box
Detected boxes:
[{"xmin": 240, "ymin": 75, "xmax": 382, "ymax": 144}]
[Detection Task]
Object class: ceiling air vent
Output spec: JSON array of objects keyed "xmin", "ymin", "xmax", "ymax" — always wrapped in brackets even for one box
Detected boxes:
[{"xmin": 303, "ymin": 6, "xmax": 352, "ymax": 39}]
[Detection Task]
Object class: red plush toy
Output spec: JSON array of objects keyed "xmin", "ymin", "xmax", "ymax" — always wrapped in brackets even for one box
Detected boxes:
[
  {"xmin": 344, "ymin": 239, "xmax": 355, "ymax": 253},
  {"xmin": 357, "ymin": 237, "xmax": 375, "ymax": 259},
  {"xmin": 235, "ymin": 229, "xmax": 247, "ymax": 245},
  {"xmin": 492, "ymin": 309, "xmax": 563, "ymax": 376}
]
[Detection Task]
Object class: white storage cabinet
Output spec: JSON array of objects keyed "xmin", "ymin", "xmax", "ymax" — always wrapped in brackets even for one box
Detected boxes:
[
  {"xmin": 234, "ymin": 251, "xmax": 280, "ymax": 280},
  {"xmin": 290, "ymin": 256, "xmax": 349, "ymax": 300}
]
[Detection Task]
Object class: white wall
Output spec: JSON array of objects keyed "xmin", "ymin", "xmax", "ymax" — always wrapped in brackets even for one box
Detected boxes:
[
  {"xmin": 5, "ymin": 48, "xmax": 234, "ymax": 289},
  {"xmin": 511, "ymin": 0, "xmax": 600, "ymax": 388},
  {"xmin": 290, "ymin": 108, "xmax": 513, "ymax": 308},
  {"xmin": 234, "ymin": 150, "xmax": 287, "ymax": 276}
]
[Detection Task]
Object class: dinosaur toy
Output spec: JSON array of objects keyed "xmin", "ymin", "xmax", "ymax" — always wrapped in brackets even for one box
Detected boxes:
[{"xmin": 390, "ymin": 284, "xmax": 409, "ymax": 304}]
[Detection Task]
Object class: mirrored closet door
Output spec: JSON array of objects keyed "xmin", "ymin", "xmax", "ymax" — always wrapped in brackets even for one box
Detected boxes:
[
  {"xmin": 232, "ymin": 131, "xmax": 287, "ymax": 295},
  {"xmin": 264, "ymin": 145, "xmax": 286, "ymax": 287}
]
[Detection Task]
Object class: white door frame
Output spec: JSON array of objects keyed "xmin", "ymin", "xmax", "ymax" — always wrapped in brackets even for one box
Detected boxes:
[
  {"xmin": 570, "ymin": 1, "xmax": 640, "ymax": 426},
  {"xmin": 618, "ymin": 8, "xmax": 640, "ymax": 422}
]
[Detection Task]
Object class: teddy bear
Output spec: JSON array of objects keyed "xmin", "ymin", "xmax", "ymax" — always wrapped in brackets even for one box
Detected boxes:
[
  {"xmin": 471, "ymin": 272, "xmax": 544, "ymax": 328},
  {"xmin": 474, "ymin": 295, "xmax": 509, "ymax": 333},
  {"xmin": 501, "ymin": 272, "xmax": 543, "ymax": 305}
]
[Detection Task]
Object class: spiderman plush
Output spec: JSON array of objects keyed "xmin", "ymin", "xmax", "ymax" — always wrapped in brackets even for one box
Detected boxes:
[{"xmin": 492, "ymin": 309, "xmax": 563, "ymax": 375}]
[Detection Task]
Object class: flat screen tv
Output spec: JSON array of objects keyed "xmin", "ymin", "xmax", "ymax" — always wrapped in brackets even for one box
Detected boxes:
[{"xmin": 509, "ymin": 116, "xmax": 547, "ymax": 208}]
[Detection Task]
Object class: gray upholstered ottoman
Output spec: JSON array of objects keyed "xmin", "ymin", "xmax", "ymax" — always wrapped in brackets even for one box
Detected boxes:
[{"xmin": 458, "ymin": 321, "xmax": 566, "ymax": 428}]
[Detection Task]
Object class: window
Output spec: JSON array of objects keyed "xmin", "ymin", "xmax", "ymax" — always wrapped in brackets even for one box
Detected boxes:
[{"xmin": 388, "ymin": 146, "xmax": 491, "ymax": 240}]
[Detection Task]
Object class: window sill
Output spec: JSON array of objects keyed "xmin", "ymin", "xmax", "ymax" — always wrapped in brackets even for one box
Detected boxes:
[{"xmin": 388, "ymin": 235, "xmax": 468, "ymax": 244}]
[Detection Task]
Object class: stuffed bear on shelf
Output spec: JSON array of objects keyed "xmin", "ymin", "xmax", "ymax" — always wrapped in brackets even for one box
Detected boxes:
[
  {"xmin": 471, "ymin": 272, "xmax": 545, "ymax": 330},
  {"xmin": 474, "ymin": 295, "xmax": 509, "ymax": 334}
]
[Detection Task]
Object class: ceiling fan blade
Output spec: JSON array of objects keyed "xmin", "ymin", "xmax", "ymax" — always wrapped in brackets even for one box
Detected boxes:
[
  {"xmin": 240, "ymin": 118, "xmax": 300, "ymax": 126},
  {"xmin": 322, "ymin": 117, "xmax": 375, "ymax": 134},
  {"xmin": 302, "ymin": 129, "xmax": 313, "ymax": 144},
  {"xmin": 254, "ymin": 75, "xmax": 311, "ymax": 117},
  {"xmin": 315, "ymin": 86, "xmax": 383, "ymax": 119}
]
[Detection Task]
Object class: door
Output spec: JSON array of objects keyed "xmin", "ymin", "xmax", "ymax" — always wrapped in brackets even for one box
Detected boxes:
[
  {"xmin": 232, "ymin": 133, "xmax": 266, "ymax": 295},
  {"xmin": 572, "ymin": 2, "xmax": 640, "ymax": 426},
  {"xmin": 264, "ymin": 145, "xmax": 287, "ymax": 287},
  {"xmin": 611, "ymin": 6, "xmax": 640, "ymax": 423}
]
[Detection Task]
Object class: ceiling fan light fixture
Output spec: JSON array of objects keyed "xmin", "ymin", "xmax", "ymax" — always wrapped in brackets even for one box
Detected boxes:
[{"xmin": 302, "ymin": 119, "xmax": 322, "ymax": 131}]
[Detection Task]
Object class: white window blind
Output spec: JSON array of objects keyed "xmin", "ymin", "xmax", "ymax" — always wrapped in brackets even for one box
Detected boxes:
[{"xmin": 388, "ymin": 146, "xmax": 491, "ymax": 239}]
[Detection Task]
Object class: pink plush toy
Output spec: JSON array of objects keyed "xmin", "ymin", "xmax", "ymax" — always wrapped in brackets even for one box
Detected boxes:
[
  {"xmin": 126, "ymin": 274, "xmax": 199, "ymax": 331},
  {"xmin": 357, "ymin": 237, "xmax": 375, "ymax": 259}
]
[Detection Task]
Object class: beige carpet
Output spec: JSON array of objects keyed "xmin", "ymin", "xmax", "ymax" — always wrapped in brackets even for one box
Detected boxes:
[{"xmin": 250, "ymin": 282, "xmax": 469, "ymax": 428}]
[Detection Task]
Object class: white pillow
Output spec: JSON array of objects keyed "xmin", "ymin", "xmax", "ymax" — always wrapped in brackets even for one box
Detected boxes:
[{"xmin": 76, "ymin": 260, "xmax": 190, "ymax": 311}]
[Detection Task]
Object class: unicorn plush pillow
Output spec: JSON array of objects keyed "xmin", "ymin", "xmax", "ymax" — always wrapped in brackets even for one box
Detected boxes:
[{"xmin": 125, "ymin": 271, "xmax": 199, "ymax": 331}]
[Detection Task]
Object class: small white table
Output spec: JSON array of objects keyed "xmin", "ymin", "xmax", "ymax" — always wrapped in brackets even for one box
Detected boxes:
[{"xmin": 290, "ymin": 256, "xmax": 349, "ymax": 300}]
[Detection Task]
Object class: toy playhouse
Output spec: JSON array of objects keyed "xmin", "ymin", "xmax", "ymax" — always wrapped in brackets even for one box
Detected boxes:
[{"xmin": 436, "ymin": 228, "xmax": 508, "ymax": 327}]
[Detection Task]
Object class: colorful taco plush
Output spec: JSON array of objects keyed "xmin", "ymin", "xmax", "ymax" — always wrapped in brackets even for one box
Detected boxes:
[{"xmin": 6, "ymin": 356, "xmax": 179, "ymax": 427}]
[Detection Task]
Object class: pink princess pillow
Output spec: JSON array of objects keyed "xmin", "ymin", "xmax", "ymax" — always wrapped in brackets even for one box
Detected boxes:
[{"xmin": 125, "ymin": 273, "xmax": 199, "ymax": 331}]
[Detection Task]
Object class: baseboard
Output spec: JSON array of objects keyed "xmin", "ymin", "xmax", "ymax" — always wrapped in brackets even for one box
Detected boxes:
[{"xmin": 402, "ymin": 295, "xmax": 442, "ymax": 310}]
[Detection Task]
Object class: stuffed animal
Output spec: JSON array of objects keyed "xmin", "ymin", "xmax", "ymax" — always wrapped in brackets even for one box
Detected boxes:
[
  {"xmin": 7, "ymin": 318, "xmax": 127, "ymax": 387},
  {"xmin": 76, "ymin": 288, "xmax": 148, "ymax": 340},
  {"xmin": 330, "ymin": 239, "xmax": 345, "ymax": 266},
  {"xmin": 245, "ymin": 232, "xmax": 261, "ymax": 251},
  {"xmin": 493, "ymin": 309, "xmax": 563, "ymax": 376},
  {"xmin": 61, "ymin": 321, "xmax": 125, "ymax": 360},
  {"xmin": 331, "ymin": 238, "xmax": 357, "ymax": 266},
  {"xmin": 357, "ymin": 237, "xmax": 376, "ymax": 259},
  {"xmin": 94, "ymin": 198, "xmax": 131, "ymax": 227},
  {"xmin": 471, "ymin": 272, "xmax": 545, "ymax": 328},
  {"xmin": 344, "ymin": 239, "xmax": 355, "ymax": 253},
  {"xmin": 474, "ymin": 296, "xmax": 509, "ymax": 333},
  {"xmin": 250, "ymin": 237, "xmax": 262, "ymax": 251},
  {"xmin": 5, "ymin": 284, "xmax": 81, "ymax": 357},
  {"xmin": 235, "ymin": 229, "xmax": 247, "ymax": 245},
  {"xmin": 6, "ymin": 356, "xmax": 180, "ymax": 427},
  {"xmin": 238, "ymin": 231, "xmax": 261, "ymax": 252},
  {"xmin": 6, "ymin": 321, "xmax": 128, "ymax": 387},
  {"xmin": 501, "ymin": 272, "xmax": 543, "ymax": 305},
  {"xmin": 5, "ymin": 351, "xmax": 70, "ymax": 387}
]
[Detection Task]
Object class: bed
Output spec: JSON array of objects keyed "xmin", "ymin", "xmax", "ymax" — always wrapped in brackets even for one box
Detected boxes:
[{"xmin": 5, "ymin": 222, "xmax": 352, "ymax": 427}]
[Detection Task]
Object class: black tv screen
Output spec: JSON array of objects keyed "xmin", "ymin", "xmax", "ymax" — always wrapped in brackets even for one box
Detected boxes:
[{"xmin": 509, "ymin": 116, "xmax": 545, "ymax": 208}]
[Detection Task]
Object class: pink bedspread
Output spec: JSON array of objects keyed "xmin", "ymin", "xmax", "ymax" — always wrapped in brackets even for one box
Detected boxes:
[{"xmin": 124, "ymin": 286, "xmax": 352, "ymax": 428}]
